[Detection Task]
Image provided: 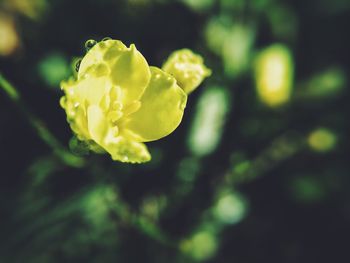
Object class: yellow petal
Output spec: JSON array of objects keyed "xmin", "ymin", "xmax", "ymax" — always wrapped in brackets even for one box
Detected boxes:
[
  {"xmin": 74, "ymin": 76, "xmax": 111, "ymax": 106},
  {"xmin": 110, "ymin": 44, "xmax": 151, "ymax": 105},
  {"xmin": 78, "ymin": 39, "xmax": 127, "ymax": 78},
  {"xmin": 124, "ymin": 67, "xmax": 187, "ymax": 142},
  {"xmin": 86, "ymin": 105, "xmax": 150, "ymax": 163},
  {"xmin": 106, "ymin": 137, "xmax": 151, "ymax": 163},
  {"xmin": 87, "ymin": 105, "xmax": 110, "ymax": 144},
  {"xmin": 69, "ymin": 104, "xmax": 90, "ymax": 140},
  {"xmin": 78, "ymin": 40, "xmax": 151, "ymax": 106}
]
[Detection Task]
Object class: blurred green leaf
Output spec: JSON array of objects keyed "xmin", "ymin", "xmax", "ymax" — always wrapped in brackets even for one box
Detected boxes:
[
  {"xmin": 38, "ymin": 52, "xmax": 70, "ymax": 87},
  {"xmin": 187, "ymin": 86, "xmax": 231, "ymax": 156}
]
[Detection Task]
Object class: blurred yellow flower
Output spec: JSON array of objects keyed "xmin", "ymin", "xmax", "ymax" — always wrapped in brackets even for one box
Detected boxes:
[
  {"xmin": 60, "ymin": 39, "xmax": 210, "ymax": 163},
  {"xmin": 0, "ymin": 14, "xmax": 19, "ymax": 56},
  {"xmin": 253, "ymin": 44, "xmax": 294, "ymax": 107}
]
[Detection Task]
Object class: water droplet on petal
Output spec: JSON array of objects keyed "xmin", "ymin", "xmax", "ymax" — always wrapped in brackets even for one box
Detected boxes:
[
  {"xmin": 102, "ymin": 37, "xmax": 112, "ymax": 41},
  {"xmin": 75, "ymin": 59, "xmax": 82, "ymax": 72},
  {"xmin": 85, "ymin": 39, "xmax": 97, "ymax": 51},
  {"xmin": 180, "ymin": 99, "xmax": 186, "ymax": 111},
  {"xmin": 60, "ymin": 97, "xmax": 67, "ymax": 108}
]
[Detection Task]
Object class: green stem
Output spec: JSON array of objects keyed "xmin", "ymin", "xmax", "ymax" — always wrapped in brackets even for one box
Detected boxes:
[
  {"xmin": 225, "ymin": 132, "xmax": 306, "ymax": 185},
  {"xmin": 0, "ymin": 73, "xmax": 20, "ymax": 101},
  {"xmin": 0, "ymin": 72, "xmax": 85, "ymax": 168},
  {"xmin": 110, "ymin": 199, "xmax": 176, "ymax": 247}
]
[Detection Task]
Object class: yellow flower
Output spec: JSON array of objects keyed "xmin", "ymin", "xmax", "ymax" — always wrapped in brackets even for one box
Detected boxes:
[
  {"xmin": 162, "ymin": 49, "xmax": 212, "ymax": 94},
  {"xmin": 60, "ymin": 39, "xmax": 210, "ymax": 163}
]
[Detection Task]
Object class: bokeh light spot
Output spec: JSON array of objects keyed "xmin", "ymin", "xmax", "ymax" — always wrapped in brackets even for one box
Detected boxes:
[
  {"xmin": 181, "ymin": 230, "xmax": 218, "ymax": 261},
  {"xmin": 254, "ymin": 44, "xmax": 294, "ymax": 107},
  {"xmin": 38, "ymin": 53, "xmax": 71, "ymax": 87},
  {"xmin": 188, "ymin": 86, "xmax": 231, "ymax": 156},
  {"xmin": 213, "ymin": 192, "xmax": 247, "ymax": 224},
  {"xmin": 308, "ymin": 128, "xmax": 337, "ymax": 153}
]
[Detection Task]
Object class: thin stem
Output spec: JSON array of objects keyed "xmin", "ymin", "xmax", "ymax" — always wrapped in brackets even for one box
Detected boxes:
[
  {"xmin": 0, "ymin": 72, "xmax": 85, "ymax": 168},
  {"xmin": 109, "ymin": 197, "xmax": 177, "ymax": 247},
  {"xmin": 0, "ymin": 73, "xmax": 20, "ymax": 101},
  {"xmin": 224, "ymin": 131, "xmax": 306, "ymax": 185}
]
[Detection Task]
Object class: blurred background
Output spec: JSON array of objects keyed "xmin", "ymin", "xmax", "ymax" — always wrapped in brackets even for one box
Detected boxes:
[{"xmin": 0, "ymin": 0, "xmax": 349, "ymax": 262}]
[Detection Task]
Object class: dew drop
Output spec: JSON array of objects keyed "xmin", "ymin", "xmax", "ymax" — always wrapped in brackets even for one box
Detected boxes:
[
  {"xmin": 59, "ymin": 97, "xmax": 67, "ymax": 108},
  {"xmin": 75, "ymin": 59, "xmax": 82, "ymax": 72},
  {"xmin": 180, "ymin": 100, "xmax": 186, "ymax": 111},
  {"xmin": 102, "ymin": 37, "xmax": 112, "ymax": 41},
  {"xmin": 84, "ymin": 39, "xmax": 97, "ymax": 51}
]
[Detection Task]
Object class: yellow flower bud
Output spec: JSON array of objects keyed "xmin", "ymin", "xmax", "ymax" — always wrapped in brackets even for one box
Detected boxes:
[{"xmin": 162, "ymin": 49, "xmax": 211, "ymax": 94}]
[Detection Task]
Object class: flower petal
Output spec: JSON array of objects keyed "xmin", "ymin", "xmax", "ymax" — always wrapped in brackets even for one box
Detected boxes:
[
  {"xmin": 78, "ymin": 40, "xmax": 151, "ymax": 105},
  {"xmin": 87, "ymin": 105, "xmax": 110, "ymax": 144},
  {"xmin": 74, "ymin": 76, "xmax": 111, "ymax": 106},
  {"xmin": 106, "ymin": 137, "xmax": 151, "ymax": 163},
  {"xmin": 124, "ymin": 67, "xmax": 187, "ymax": 142},
  {"xmin": 86, "ymin": 105, "xmax": 150, "ymax": 163},
  {"xmin": 79, "ymin": 40, "xmax": 151, "ymax": 106},
  {"xmin": 78, "ymin": 39, "xmax": 127, "ymax": 78},
  {"xmin": 110, "ymin": 44, "xmax": 151, "ymax": 105}
]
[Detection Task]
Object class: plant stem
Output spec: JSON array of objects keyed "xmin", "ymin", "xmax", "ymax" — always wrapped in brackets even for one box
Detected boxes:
[
  {"xmin": 0, "ymin": 73, "xmax": 85, "ymax": 168},
  {"xmin": 224, "ymin": 131, "xmax": 306, "ymax": 185}
]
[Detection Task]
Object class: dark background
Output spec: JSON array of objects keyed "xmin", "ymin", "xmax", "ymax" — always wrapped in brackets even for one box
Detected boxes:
[{"xmin": 0, "ymin": 0, "xmax": 349, "ymax": 262}]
